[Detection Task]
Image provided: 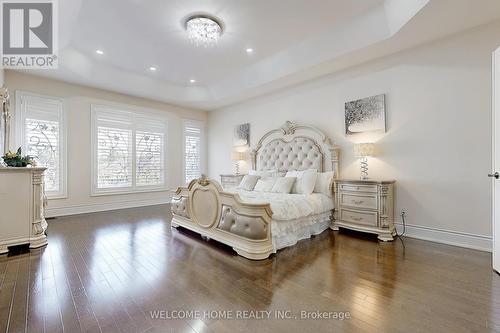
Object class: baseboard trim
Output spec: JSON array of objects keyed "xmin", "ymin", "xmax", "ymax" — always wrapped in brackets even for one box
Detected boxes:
[
  {"xmin": 394, "ymin": 222, "xmax": 492, "ymax": 252},
  {"xmin": 46, "ymin": 197, "xmax": 171, "ymax": 218},
  {"xmin": 47, "ymin": 201, "xmax": 492, "ymax": 252}
]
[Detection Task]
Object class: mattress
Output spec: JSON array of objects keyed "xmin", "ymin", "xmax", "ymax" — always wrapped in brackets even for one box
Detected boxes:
[{"xmin": 233, "ymin": 189, "xmax": 334, "ymax": 221}]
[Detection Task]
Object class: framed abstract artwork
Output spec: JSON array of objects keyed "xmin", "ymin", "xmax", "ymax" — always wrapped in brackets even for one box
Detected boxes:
[
  {"xmin": 233, "ymin": 123, "xmax": 250, "ymax": 147},
  {"xmin": 345, "ymin": 94, "xmax": 386, "ymax": 135}
]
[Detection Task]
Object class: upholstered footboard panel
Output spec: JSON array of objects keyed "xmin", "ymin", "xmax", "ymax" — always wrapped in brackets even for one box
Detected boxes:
[
  {"xmin": 218, "ymin": 205, "xmax": 269, "ymax": 240},
  {"xmin": 171, "ymin": 176, "xmax": 274, "ymax": 260}
]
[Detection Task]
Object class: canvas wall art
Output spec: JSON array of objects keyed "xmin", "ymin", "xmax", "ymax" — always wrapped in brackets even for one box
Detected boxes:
[
  {"xmin": 345, "ymin": 94, "xmax": 386, "ymax": 135},
  {"xmin": 233, "ymin": 123, "xmax": 250, "ymax": 147}
]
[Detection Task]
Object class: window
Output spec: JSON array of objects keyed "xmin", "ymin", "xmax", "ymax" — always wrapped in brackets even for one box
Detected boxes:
[
  {"xmin": 183, "ymin": 120, "xmax": 204, "ymax": 184},
  {"xmin": 16, "ymin": 92, "xmax": 66, "ymax": 198},
  {"xmin": 92, "ymin": 105, "xmax": 167, "ymax": 195}
]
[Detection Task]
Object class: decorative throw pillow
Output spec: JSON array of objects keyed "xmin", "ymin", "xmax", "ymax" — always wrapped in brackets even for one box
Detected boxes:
[
  {"xmin": 285, "ymin": 169, "xmax": 318, "ymax": 195},
  {"xmin": 271, "ymin": 177, "xmax": 296, "ymax": 194},
  {"xmin": 237, "ymin": 175, "xmax": 260, "ymax": 191},
  {"xmin": 249, "ymin": 169, "xmax": 278, "ymax": 178},
  {"xmin": 314, "ymin": 171, "xmax": 335, "ymax": 197},
  {"xmin": 254, "ymin": 178, "xmax": 277, "ymax": 192}
]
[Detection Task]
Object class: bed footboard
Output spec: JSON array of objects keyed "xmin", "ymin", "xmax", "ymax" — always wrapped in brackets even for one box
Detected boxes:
[{"xmin": 171, "ymin": 176, "xmax": 273, "ymax": 260}]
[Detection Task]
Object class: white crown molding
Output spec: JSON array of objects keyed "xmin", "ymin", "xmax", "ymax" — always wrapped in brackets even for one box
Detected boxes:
[
  {"xmin": 20, "ymin": 0, "xmax": 436, "ymax": 110},
  {"xmin": 394, "ymin": 222, "xmax": 492, "ymax": 252}
]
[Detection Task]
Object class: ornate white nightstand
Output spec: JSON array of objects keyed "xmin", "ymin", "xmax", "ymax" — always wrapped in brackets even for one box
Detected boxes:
[
  {"xmin": 220, "ymin": 174, "xmax": 245, "ymax": 190},
  {"xmin": 332, "ymin": 179, "xmax": 396, "ymax": 241}
]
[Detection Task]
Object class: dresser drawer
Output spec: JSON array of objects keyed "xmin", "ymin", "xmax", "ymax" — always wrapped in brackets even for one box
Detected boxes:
[
  {"xmin": 339, "ymin": 183, "xmax": 377, "ymax": 193},
  {"xmin": 340, "ymin": 192, "xmax": 378, "ymax": 210},
  {"xmin": 339, "ymin": 209, "xmax": 378, "ymax": 227}
]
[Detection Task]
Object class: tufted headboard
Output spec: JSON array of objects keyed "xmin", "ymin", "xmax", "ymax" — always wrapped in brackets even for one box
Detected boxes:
[{"xmin": 250, "ymin": 121, "xmax": 340, "ymax": 176}]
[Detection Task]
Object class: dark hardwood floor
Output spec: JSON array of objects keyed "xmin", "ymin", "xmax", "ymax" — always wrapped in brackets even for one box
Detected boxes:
[{"xmin": 0, "ymin": 205, "xmax": 499, "ymax": 333}]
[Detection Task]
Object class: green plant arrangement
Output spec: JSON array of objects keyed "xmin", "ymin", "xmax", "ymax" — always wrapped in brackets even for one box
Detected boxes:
[{"xmin": 1, "ymin": 147, "xmax": 35, "ymax": 167}]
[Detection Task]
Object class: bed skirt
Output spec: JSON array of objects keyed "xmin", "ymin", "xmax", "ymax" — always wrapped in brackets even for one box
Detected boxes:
[{"xmin": 272, "ymin": 211, "xmax": 333, "ymax": 252}]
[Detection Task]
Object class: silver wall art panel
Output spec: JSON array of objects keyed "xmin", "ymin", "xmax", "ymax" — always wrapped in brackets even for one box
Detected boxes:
[
  {"xmin": 233, "ymin": 123, "xmax": 250, "ymax": 147},
  {"xmin": 345, "ymin": 94, "xmax": 386, "ymax": 135}
]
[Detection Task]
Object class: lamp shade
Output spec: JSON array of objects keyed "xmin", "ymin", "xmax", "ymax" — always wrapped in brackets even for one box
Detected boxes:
[
  {"xmin": 231, "ymin": 151, "xmax": 245, "ymax": 161},
  {"xmin": 353, "ymin": 143, "xmax": 377, "ymax": 157}
]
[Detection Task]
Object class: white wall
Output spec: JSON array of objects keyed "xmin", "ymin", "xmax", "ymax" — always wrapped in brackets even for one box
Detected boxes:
[
  {"xmin": 5, "ymin": 71, "xmax": 207, "ymax": 217},
  {"xmin": 208, "ymin": 21, "xmax": 500, "ymax": 250}
]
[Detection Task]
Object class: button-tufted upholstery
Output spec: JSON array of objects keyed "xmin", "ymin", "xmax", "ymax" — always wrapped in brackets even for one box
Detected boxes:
[
  {"xmin": 218, "ymin": 206, "xmax": 268, "ymax": 240},
  {"xmin": 258, "ymin": 136, "xmax": 323, "ymax": 172}
]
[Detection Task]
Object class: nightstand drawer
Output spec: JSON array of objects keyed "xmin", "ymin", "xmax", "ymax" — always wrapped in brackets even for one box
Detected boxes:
[
  {"xmin": 339, "ymin": 209, "xmax": 378, "ymax": 227},
  {"xmin": 221, "ymin": 176, "xmax": 241, "ymax": 184},
  {"xmin": 340, "ymin": 192, "xmax": 377, "ymax": 210},
  {"xmin": 220, "ymin": 174, "xmax": 245, "ymax": 189},
  {"xmin": 339, "ymin": 183, "xmax": 377, "ymax": 193}
]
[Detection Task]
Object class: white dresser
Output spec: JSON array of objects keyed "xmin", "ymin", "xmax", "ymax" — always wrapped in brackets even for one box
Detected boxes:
[
  {"xmin": 0, "ymin": 167, "xmax": 48, "ymax": 254},
  {"xmin": 333, "ymin": 179, "xmax": 396, "ymax": 241}
]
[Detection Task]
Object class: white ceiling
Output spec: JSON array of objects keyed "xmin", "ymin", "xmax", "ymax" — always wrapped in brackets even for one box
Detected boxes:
[{"xmin": 18, "ymin": 0, "xmax": 500, "ymax": 110}]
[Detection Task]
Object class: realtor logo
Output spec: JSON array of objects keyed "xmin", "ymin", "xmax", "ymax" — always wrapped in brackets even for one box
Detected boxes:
[{"xmin": 1, "ymin": 0, "xmax": 58, "ymax": 68}]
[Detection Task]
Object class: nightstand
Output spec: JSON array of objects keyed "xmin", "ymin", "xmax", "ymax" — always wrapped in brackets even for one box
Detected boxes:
[
  {"xmin": 220, "ymin": 174, "xmax": 245, "ymax": 189},
  {"xmin": 332, "ymin": 179, "xmax": 396, "ymax": 241}
]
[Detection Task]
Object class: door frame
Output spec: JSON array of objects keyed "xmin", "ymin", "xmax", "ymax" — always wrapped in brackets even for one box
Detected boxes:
[{"xmin": 493, "ymin": 47, "xmax": 499, "ymax": 273}]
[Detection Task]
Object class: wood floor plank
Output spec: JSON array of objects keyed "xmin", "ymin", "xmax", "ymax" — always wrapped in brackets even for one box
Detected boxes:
[{"xmin": 0, "ymin": 204, "xmax": 499, "ymax": 333}]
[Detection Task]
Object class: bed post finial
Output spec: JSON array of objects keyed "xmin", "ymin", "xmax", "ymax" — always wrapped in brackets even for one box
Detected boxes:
[
  {"xmin": 198, "ymin": 174, "xmax": 210, "ymax": 186},
  {"xmin": 250, "ymin": 149, "xmax": 257, "ymax": 170}
]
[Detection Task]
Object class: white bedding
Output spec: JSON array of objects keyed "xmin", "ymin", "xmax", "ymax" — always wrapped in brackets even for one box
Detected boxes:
[
  {"xmin": 232, "ymin": 189, "xmax": 334, "ymax": 221},
  {"xmin": 226, "ymin": 189, "xmax": 334, "ymax": 251}
]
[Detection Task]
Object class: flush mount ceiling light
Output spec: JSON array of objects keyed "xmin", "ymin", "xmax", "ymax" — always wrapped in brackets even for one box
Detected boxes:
[{"xmin": 185, "ymin": 15, "xmax": 223, "ymax": 47}]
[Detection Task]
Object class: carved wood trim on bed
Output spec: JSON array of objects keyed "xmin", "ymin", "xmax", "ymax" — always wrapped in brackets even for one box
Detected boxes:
[
  {"xmin": 171, "ymin": 120, "xmax": 341, "ymax": 260},
  {"xmin": 172, "ymin": 176, "xmax": 274, "ymax": 260}
]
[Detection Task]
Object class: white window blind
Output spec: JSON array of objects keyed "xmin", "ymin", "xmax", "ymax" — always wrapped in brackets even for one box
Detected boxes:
[
  {"xmin": 184, "ymin": 120, "xmax": 203, "ymax": 184},
  {"xmin": 17, "ymin": 92, "xmax": 66, "ymax": 197},
  {"xmin": 92, "ymin": 106, "xmax": 167, "ymax": 194},
  {"xmin": 136, "ymin": 130, "xmax": 164, "ymax": 186}
]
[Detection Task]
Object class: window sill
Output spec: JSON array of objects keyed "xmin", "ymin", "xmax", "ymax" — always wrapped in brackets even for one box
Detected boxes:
[{"xmin": 90, "ymin": 187, "xmax": 170, "ymax": 197}]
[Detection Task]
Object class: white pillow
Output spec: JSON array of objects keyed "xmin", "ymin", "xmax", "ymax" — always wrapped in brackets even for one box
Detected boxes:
[
  {"xmin": 237, "ymin": 175, "xmax": 260, "ymax": 191},
  {"xmin": 254, "ymin": 178, "xmax": 277, "ymax": 192},
  {"xmin": 271, "ymin": 177, "xmax": 296, "ymax": 194},
  {"xmin": 285, "ymin": 169, "xmax": 318, "ymax": 195},
  {"xmin": 314, "ymin": 171, "xmax": 334, "ymax": 197},
  {"xmin": 249, "ymin": 169, "xmax": 278, "ymax": 178}
]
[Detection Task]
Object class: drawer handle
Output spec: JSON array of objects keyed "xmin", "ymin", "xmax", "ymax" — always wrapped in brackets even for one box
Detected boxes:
[
  {"xmin": 352, "ymin": 200, "xmax": 364, "ymax": 205},
  {"xmin": 351, "ymin": 216, "xmax": 363, "ymax": 221}
]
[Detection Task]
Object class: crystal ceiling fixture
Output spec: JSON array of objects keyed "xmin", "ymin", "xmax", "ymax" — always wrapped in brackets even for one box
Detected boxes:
[{"xmin": 185, "ymin": 15, "xmax": 223, "ymax": 47}]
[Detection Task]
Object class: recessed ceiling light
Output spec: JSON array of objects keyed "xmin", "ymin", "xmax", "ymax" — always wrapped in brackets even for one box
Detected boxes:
[
  {"xmin": 95, "ymin": 49, "xmax": 104, "ymax": 55},
  {"xmin": 149, "ymin": 66, "xmax": 157, "ymax": 71},
  {"xmin": 190, "ymin": 79, "xmax": 196, "ymax": 83},
  {"xmin": 246, "ymin": 48, "xmax": 254, "ymax": 53}
]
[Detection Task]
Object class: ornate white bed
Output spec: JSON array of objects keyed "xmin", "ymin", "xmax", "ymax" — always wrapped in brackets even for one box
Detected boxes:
[{"xmin": 171, "ymin": 121, "xmax": 340, "ymax": 260}]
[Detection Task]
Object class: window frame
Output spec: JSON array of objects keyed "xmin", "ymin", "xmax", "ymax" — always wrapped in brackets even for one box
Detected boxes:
[
  {"xmin": 91, "ymin": 104, "xmax": 169, "ymax": 196},
  {"xmin": 182, "ymin": 119, "xmax": 205, "ymax": 184},
  {"xmin": 15, "ymin": 91, "xmax": 68, "ymax": 199}
]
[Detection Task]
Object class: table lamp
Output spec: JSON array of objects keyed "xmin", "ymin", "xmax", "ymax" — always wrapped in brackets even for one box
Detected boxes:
[
  {"xmin": 231, "ymin": 151, "xmax": 245, "ymax": 175},
  {"xmin": 353, "ymin": 143, "xmax": 377, "ymax": 180}
]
